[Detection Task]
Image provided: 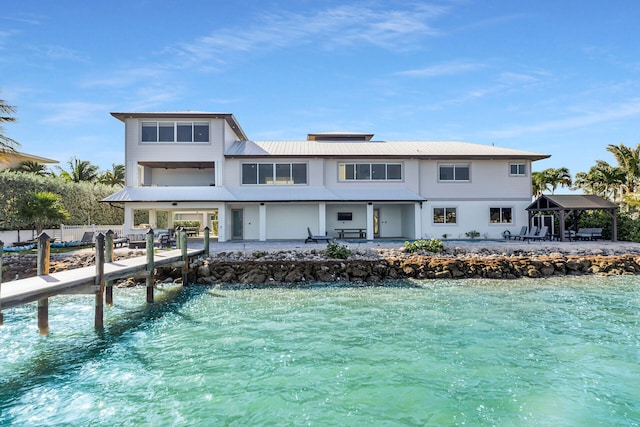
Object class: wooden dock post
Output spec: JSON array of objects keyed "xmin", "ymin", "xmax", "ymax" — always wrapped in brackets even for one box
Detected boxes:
[
  {"xmin": 204, "ymin": 226, "xmax": 210, "ymax": 256},
  {"xmin": 95, "ymin": 233, "xmax": 105, "ymax": 329},
  {"xmin": 0, "ymin": 240, "xmax": 4, "ymax": 326},
  {"xmin": 105, "ymin": 230, "xmax": 114, "ymax": 305},
  {"xmin": 146, "ymin": 229, "xmax": 155, "ymax": 303},
  {"xmin": 37, "ymin": 233, "xmax": 51, "ymax": 335},
  {"xmin": 180, "ymin": 229, "xmax": 188, "ymax": 284}
]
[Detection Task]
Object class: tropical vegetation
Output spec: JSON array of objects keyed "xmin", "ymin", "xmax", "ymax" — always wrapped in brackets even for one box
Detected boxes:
[
  {"xmin": 0, "ymin": 92, "xmax": 20, "ymax": 153},
  {"xmin": 18, "ymin": 191, "xmax": 70, "ymax": 234}
]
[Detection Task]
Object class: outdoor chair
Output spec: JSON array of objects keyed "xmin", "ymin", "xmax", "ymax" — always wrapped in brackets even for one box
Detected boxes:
[
  {"xmin": 305, "ymin": 227, "xmax": 334, "ymax": 244},
  {"xmin": 521, "ymin": 226, "xmax": 540, "ymax": 241},
  {"xmin": 508, "ymin": 226, "xmax": 528, "ymax": 240},
  {"xmin": 527, "ymin": 226, "xmax": 549, "ymax": 242}
]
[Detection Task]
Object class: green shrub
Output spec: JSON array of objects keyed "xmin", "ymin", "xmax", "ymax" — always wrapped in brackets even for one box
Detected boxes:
[
  {"xmin": 465, "ymin": 230, "xmax": 480, "ymax": 239},
  {"xmin": 404, "ymin": 238, "xmax": 444, "ymax": 253},
  {"xmin": 325, "ymin": 242, "xmax": 352, "ymax": 259},
  {"xmin": 252, "ymin": 250, "xmax": 268, "ymax": 259},
  {"xmin": 173, "ymin": 220, "xmax": 201, "ymax": 229}
]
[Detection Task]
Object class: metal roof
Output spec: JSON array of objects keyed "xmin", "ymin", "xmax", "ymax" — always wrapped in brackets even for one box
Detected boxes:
[
  {"xmin": 102, "ymin": 186, "xmax": 424, "ymax": 203},
  {"xmin": 225, "ymin": 140, "xmax": 549, "ymax": 160},
  {"xmin": 102, "ymin": 186, "xmax": 236, "ymax": 203}
]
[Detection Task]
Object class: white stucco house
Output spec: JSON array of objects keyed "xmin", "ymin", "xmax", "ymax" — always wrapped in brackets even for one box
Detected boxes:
[{"xmin": 103, "ymin": 111, "xmax": 550, "ymax": 242}]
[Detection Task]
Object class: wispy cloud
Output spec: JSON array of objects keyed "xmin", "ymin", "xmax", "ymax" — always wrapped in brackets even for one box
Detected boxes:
[
  {"xmin": 167, "ymin": 3, "xmax": 451, "ymax": 69},
  {"xmin": 39, "ymin": 102, "xmax": 110, "ymax": 125},
  {"xmin": 485, "ymin": 98, "xmax": 640, "ymax": 139},
  {"xmin": 396, "ymin": 61, "xmax": 485, "ymax": 77}
]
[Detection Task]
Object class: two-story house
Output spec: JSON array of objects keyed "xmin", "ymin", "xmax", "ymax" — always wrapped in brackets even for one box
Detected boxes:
[{"xmin": 104, "ymin": 112, "xmax": 550, "ymax": 242}]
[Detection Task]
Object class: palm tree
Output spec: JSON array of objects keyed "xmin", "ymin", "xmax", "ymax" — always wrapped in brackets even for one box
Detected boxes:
[
  {"xmin": 18, "ymin": 191, "xmax": 70, "ymax": 235},
  {"xmin": 574, "ymin": 160, "xmax": 625, "ymax": 201},
  {"xmin": 544, "ymin": 167, "xmax": 572, "ymax": 194},
  {"xmin": 606, "ymin": 143, "xmax": 640, "ymax": 194},
  {"xmin": 11, "ymin": 160, "xmax": 51, "ymax": 176},
  {"xmin": 57, "ymin": 156, "xmax": 100, "ymax": 183},
  {"xmin": 532, "ymin": 167, "xmax": 572, "ymax": 196},
  {"xmin": 531, "ymin": 171, "xmax": 549, "ymax": 197},
  {"xmin": 0, "ymin": 92, "xmax": 20, "ymax": 154},
  {"xmin": 98, "ymin": 163, "xmax": 125, "ymax": 186}
]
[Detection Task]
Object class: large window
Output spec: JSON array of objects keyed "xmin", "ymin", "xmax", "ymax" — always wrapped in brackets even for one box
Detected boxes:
[
  {"xmin": 141, "ymin": 121, "xmax": 209, "ymax": 143},
  {"xmin": 509, "ymin": 163, "xmax": 526, "ymax": 176},
  {"xmin": 433, "ymin": 207, "xmax": 457, "ymax": 224},
  {"xmin": 339, "ymin": 163, "xmax": 402, "ymax": 181},
  {"xmin": 439, "ymin": 164, "xmax": 470, "ymax": 181},
  {"xmin": 490, "ymin": 207, "xmax": 512, "ymax": 224},
  {"xmin": 242, "ymin": 163, "xmax": 307, "ymax": 185}
]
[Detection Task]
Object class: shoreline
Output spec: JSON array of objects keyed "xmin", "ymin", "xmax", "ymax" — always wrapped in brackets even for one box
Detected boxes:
[{"xmin": 3, "ymin": 239, "xmax": 640, "ymax": 284}]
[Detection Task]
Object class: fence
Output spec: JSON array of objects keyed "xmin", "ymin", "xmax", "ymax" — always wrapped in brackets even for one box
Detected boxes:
[{"xmin": 59, "ymin": 224, "xmax": 125, "ymax": 242}]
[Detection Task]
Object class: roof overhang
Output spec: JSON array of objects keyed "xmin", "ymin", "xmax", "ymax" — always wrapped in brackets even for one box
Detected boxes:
[{"xmin": 110, "ymin": 111, "xmax": 248, "ymax": 140}]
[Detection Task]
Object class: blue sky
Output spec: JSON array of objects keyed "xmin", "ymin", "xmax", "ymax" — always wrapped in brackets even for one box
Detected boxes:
[{"xmin": 2, "ymin": 0, "xmax": 640, "ymax": 181}]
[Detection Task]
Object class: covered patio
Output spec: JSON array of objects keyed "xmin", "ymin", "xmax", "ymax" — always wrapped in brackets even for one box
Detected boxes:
[{"xmin": 526, "ymin": 194, "xmax": 618, "ymax": 242}]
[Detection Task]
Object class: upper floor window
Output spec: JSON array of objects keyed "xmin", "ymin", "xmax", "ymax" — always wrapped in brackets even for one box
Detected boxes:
[
  {"xmin": 141, "ymin": 121, "xmax": 209, "ymax": 143},
  {"xmin": 242, "ymin": 163, "xmax": 307, "ymax": 185},
  {"xmin": 490, "ymin": 207, "xmax": 512, "ymax": 224},
  {"xmin": 339, "ymin": 163, "xmax": 402, "ymax": 181},
  {"xmin": 509, "ymin": 163, "xmax": 526, "ymax": 176},
  {"xmin": 439, "ymin": 164, "xmax": 470, "ymax": 181}
]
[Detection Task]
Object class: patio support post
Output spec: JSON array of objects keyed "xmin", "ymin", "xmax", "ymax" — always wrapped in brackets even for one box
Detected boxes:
[
  {"xmin": 259, "ymin": 203, "xmax": 266, "ymax": 241},
  {"xmin": 37, "ymin": 232, "xmax": 51, "ymax": 335},
  {"xmin": 366, "ymin": 203, "xmax": 374, "ymax": 240}
]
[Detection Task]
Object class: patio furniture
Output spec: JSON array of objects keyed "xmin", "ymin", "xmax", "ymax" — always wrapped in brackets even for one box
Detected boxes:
[
  {"xmin": 305, "ymin": 227, "xmax": 334, "ymax": 244},
  {"xmin": 527, "ymin": 226, "xmax": 549, "ymax": 242}
]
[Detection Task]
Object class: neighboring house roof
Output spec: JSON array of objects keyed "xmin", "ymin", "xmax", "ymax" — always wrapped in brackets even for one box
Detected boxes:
[
  {"xmin": 225, "ymin": 140, "xmax": 549, "ymax": 160},
  {"xmin": 0, "ymin": 150, "xmax": 59, "ymax": 170},
  {"xmin": 110, "ymin": 111, "xmax": 248, "ymax": 141},
  {"xmin": 102, "ymin": 186, "xmax": 425, "ymax": 203},
  {"xmin": 526, "ymin": 194, "xmax": 618, "ymax": 211}
]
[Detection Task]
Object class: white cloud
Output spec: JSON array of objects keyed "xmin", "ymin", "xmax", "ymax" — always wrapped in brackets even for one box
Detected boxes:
[
  {"xmin": 396, "ymin": 61, "xmax": 485, "ymax": 77},
  {"xmin": 39, "ymin": 102, "xmax": 110, "ymax": 125},
  {"xmin": 485, "ymin": 98, "xmax": 640, "ymax": 139}
]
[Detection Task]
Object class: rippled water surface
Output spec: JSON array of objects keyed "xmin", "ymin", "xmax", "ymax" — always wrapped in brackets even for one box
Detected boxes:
[{"xmin": 1, "ymin": 276, "xmax": 639, "ymax": 426}]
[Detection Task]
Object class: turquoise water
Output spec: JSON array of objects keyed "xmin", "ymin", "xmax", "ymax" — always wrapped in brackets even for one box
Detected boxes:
[{"xmin": 1, "ymin": 277, "xmax": 639, "ymax": 426}]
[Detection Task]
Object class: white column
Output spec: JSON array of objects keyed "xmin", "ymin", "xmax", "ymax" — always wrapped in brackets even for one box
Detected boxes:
[
  {"xmin": 366, "ymin": 203, "xmax": 374, "ymax": 240},
  {"xmin": 201, "ymin": 212, "xmax": 207, "ymax": 231},
  {"xmin": 259, "ymin": 203, "xmax": 267, "ymax": 241},
  {"xmin": 319, "ymin": 202, "xmax": 326, "ymax": 234},
  {"xmin": 415, "ymin": 202, "xmax": 422, "ymax": 239},
  {"xmin": 217, "ymin": 205, "xmax": 227, "ymax": 242},
  {"xmin": 123, "ymin": 206, "xmax": 134, "ymax": 234},
  {"xmin": 148, "ymin": 210, "xmax": 157, "ymax": 229}
]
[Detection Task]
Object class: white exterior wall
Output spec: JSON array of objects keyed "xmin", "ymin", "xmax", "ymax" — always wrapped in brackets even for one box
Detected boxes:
[
  {"xmin": 124, "ymin": 118, "xmax": 226, "ymax": 187},
  {"xmin": 266, "ymin": 204, "xmax": 318, "ymax": 239},
  {"xmin": 421, "ymin": 159, "xmax": 532, "ymax": 199},
  {"xmin": 421, "ymin": 199, "xmax": 531, "ymax": 240}
]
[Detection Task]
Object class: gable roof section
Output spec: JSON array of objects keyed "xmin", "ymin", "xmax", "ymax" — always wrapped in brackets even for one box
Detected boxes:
[
  {"xmin": 526, "ymin": 194, "xmax": 618, "ymax": 211},
  {"xmin": 225, "ymin": 140, "xmax": 549, "ymax": 160},
  {"xmin": 110, "ymin": 111, "xmax": 248, "ymax": 140},
  {"xmin": 0, "ymin": 150, "xmax": 59, "ymax": 169}
]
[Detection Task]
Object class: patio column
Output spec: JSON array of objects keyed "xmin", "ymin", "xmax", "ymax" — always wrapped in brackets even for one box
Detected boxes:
[
  {"xmin": 148, "ymin": 209, "xmax": 157, "ymax": 229},
  {"xmin": 414, "ymin": 202, "xmax": 422, "ymax": 239},
  {"xmin": 319, "ymin": 202, "xmax": 327, "ymax": 235},
  {"xmin": 259, "ymin": 203, "xmax": 267, "ymax": 241},
  {"xmin": 218, "ymin": 206, "xmax": 227, "ymax": 242},
  {"xmin": 366, "ymin": 203, "xmax": 374, "ymax": 240},
  {"xmin": 123, "ymin": 206, "xmax": 134, "ymax": 234}
]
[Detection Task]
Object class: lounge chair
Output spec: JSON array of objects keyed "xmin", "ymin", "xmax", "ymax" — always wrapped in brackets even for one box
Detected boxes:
[
  {"xmin": 305, "ymin": 227, "xmax": 334, "ymax": 244},
  {"xmin": 80, "ymin": 232, "xmax": 94, "ymax": 245},
  {"xmin": 521, "ymin": 226, "xmax": 540, "ymax": 241},
  {"xmin": 508, "ymin": 226, "xmax": 528, "ymax": 240},
  {"xmin": 527, "ymin": 226, "xmax": 549, "ymax": 242}
]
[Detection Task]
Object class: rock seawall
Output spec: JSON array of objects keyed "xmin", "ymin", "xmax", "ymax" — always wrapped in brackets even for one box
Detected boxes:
[
  {"xmin": 183, "ymin": 253, "xmax": 640, "ymax": 285},
  {"xmin": 3, "ymin": 249, "xmax": 640, "ymax": 285}
]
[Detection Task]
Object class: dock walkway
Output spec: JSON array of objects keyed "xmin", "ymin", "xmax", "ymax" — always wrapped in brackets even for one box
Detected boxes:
[{"xmin": 1, "ymin": 248, "xmax": 203, "ymax": 311}]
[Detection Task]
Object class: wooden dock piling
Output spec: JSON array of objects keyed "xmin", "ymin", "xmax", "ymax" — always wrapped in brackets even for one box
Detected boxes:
[
  {"xmin": 105, "ymin": 230, "xmax": 114, "ymax": 305},
  {"xmin": 204, "ymin": 227, "xmax": 210, "ymax": 256},
  {"xmin": 146, "ymin": 229, "xmax": 155, "ymax": 303},
  {"xmin": 180, "ymin": 230, "xmax": 188, "ymax": 284},
  {"xmin": 37, "ymin": 233, "xmax": 51, "ymax": 335},
  {"xmin": 95, "ymin": 233, "xmax": 105, "ymax": 329},
  {"xmin": 0, "ymin": 240, "xmax": 4, "ymax": 326}
]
